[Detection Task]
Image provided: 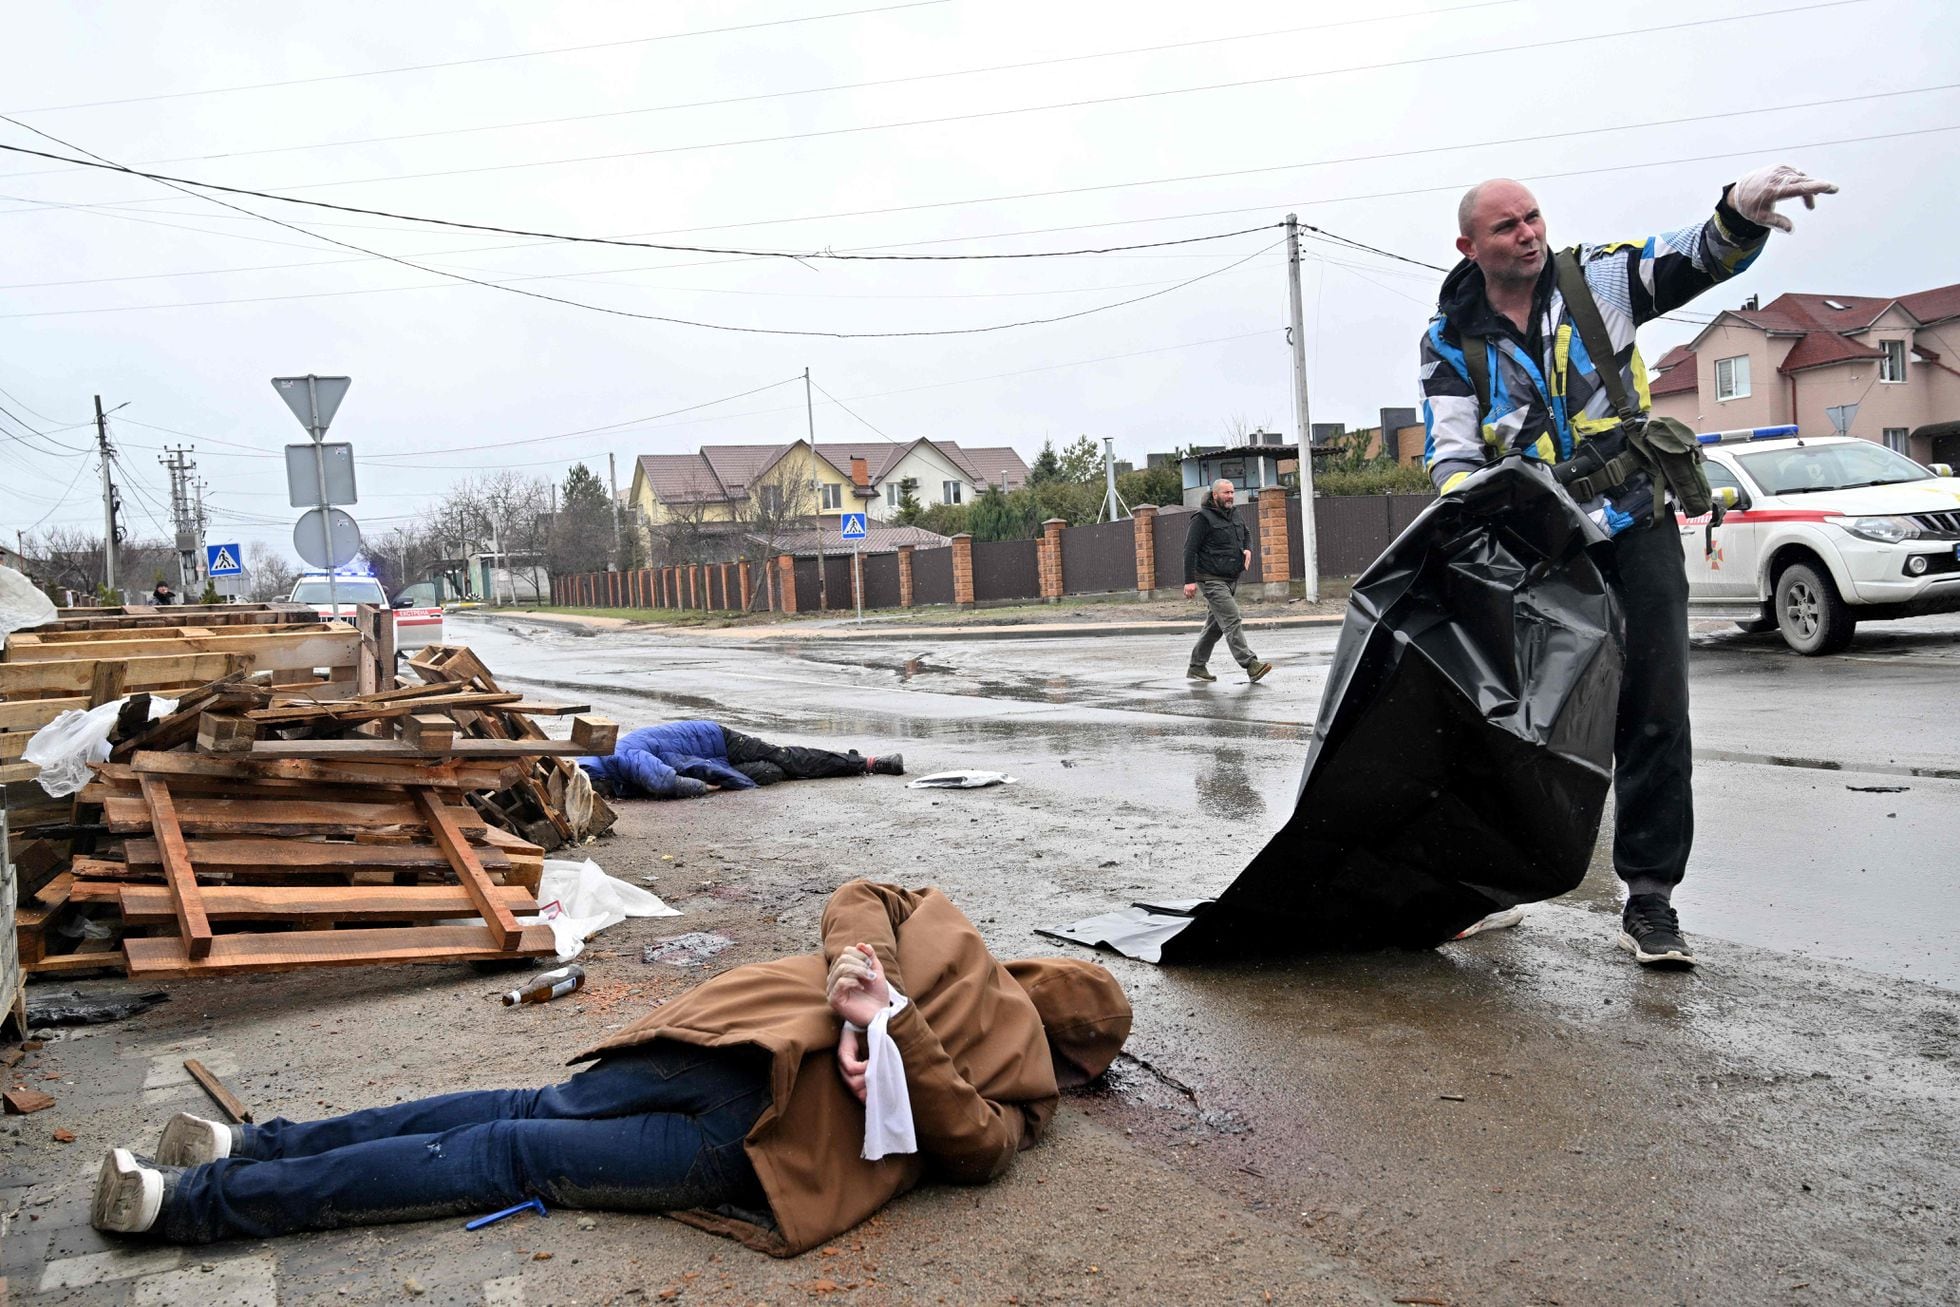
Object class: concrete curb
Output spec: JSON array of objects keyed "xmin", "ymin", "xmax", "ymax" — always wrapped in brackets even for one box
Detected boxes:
[{"xmin": 453, "ymin": 607, "xmax": 1346, "ymax": 642}]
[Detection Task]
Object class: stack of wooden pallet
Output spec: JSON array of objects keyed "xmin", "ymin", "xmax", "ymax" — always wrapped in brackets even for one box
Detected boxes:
[{"xmin": 6, "ymin": 614, "xmax": 624, "ymax": 980}]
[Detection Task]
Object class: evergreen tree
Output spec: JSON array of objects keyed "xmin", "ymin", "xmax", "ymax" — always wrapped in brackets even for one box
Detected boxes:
[
  {"xmin": 1057, "ymin": 434, "xmax": 1104, "ymax": 483},
  {"xmin": 548, "ymin": 463, "xmax": 617, "ymax": 577},
  {"xmin": 1027, "ymin": 438, "xmax": 1062, "ymax": 486}
]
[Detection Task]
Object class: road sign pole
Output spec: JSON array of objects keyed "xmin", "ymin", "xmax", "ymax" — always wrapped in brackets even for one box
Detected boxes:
[
  {"xmin": 306, "ymin": 376, "xmax": 339, "ymax": 621},
  {"xmin": 855, "ymin": 543, "xmax": 863, "ymax": 624}
]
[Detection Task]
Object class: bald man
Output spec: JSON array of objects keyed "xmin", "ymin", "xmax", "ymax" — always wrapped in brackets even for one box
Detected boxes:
[
  {"xmin": 1418, "ymin": 166, "xmax": 1835, "ymax": 968},
  {"xmin": 1182, "ymin": 477, "xmax": 1272, "ymax": 684}
]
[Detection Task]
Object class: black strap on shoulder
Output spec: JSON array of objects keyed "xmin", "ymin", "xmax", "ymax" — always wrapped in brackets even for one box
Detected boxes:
[
  {"xmin": 1461, "ymin": 333, "xmax": 1491, "ymax": 417},
  {"xmin": 1552, "ymin": 248, "xmax": 1638, "ymax": 422}
]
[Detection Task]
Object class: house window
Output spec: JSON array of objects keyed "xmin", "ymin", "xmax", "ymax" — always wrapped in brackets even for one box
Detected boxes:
[
  {"xmin": 820, "ymin": 483, "xmax": 842, "ymax": 511},
  {"xmin": 1883, "ymin": 427, "xmax": 1910, "ymax": 454},
  {"xmin": 1714, "ymin": 355, "xmax": 1751, "ymax": 400},
  {"xmin": 885, "ymin": 483, "xmax": 900, "ymax": 509},
  {"xmin": 942, "ymin": 480, "xmax": 963, "ymax": 505},
  {"xmin": 1880, "ymin": 338, "xmax": 1907, "ymax": 382},
  {"xmin": 757, "ymin": 485, "xmax": 783, "ymax": 516}
]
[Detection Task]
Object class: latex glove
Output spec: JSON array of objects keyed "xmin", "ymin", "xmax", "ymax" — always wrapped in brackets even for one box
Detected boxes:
[
  {"xmin": 826, "ymin": 942, "xmax": 891, "ymax": 1029},
  {"xmin": 1729, "ymin": 165, "xmax": 1837, "ymax": 232}
]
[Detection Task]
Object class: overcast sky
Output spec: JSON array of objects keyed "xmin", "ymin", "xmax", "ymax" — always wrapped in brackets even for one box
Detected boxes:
[{"xmin": 3, "ymin": 0, "xmax": 1954, "ymax": 569}]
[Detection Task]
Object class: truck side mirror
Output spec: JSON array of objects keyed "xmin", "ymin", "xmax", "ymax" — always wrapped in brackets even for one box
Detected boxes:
[
  {"xmin": 1714, "ymin": 486, "xmax": 1742, "ymax": 510},
  {"xmin": 1930, "ymin": 462, "xmax": 1954, "ymax": 478}
]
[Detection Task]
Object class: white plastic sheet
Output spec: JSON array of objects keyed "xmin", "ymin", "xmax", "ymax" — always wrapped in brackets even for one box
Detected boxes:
[
  {"xmin": 0, "ymin": 566, "xmax": 56, "ymax": 635},
  {"xmin": 524, "ymin": 857, "xmax": 680, "ymax": 961},
  {"xmin": 23, "ymin": 696, "xmax": 178, "ymax": 797},
  {"xmin": 905, "ymin": 770, "xmax": 1018, "ymax": 789}
]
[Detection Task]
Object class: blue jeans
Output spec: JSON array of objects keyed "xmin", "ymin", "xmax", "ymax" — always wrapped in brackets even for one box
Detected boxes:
[{"xmin": 158, "ymin": 1044, "xmax": 770, "ymax": 1243}]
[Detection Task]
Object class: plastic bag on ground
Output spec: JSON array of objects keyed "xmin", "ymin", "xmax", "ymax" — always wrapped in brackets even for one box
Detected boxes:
[
  {"xmin": 24, "ymin": 695, "xmax": 179, "ymax": 797},
  {"xmin": 906, "ymin": 771, "xmax": 1018, "ymax": 789},
  {"xmin": 524, "ymin": 857, "xmax": 680, "ymax": 961},
  {"xmin": 0, "ymin": 566, "xmax": 57, "ymax": 634},
  {"xmin": 1044, "ymin": 459, "xmax": 1624, "ymax": 961}
]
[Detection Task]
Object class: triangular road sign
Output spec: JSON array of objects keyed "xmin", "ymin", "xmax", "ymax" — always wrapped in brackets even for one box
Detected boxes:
[{"xmin": 272, "ymin": 375, "xmax": 352, "ymax": 435}]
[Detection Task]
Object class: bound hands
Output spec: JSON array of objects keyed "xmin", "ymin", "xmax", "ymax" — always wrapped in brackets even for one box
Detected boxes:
[
  {"xmin": 1730, "ymin": 165, "xmax": 1837, "ymax": 233},
  {"xmin": 827, "ymin": 943, "xmax": 890, "ymax": 1102}
]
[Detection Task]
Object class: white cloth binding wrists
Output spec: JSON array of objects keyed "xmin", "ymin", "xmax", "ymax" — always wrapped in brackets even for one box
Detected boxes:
[{"xmin": 847, "ymin": 988, "xmax": 917, "ymax": 1160}]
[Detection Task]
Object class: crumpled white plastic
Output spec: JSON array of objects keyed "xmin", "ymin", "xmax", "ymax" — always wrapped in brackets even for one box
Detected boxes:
[
  {"xmin": 848, "ymin": 988, "xmax": 918, "ymax": 1161},
  {"xmin": 523, "ymin": 857, "xmax": 680, "ymax": 960},
  {"xmin": 905, "ymin": 770, "xmax": 1018, "ymax": 789},
  {"xmin": 24, "ymin": 696, "xmax": 179, "ymax": 797},
  {"xmin": 0, "ymin": 566, "xmax": 57, "ymax": 635}
]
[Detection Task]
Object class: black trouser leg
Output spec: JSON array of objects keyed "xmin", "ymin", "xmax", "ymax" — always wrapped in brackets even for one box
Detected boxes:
[
  {"xmin": 721, "ymin": 727, "xmax": 866, "ymax": 781},
  {"xmin": 1606, "ymin": 516, "xmax": 1693, "ymax": 899}
]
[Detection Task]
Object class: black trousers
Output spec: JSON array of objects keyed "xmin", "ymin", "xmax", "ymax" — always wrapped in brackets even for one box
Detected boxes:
[
  {"xmin": 1604, "ymin": 514, "xmax": 1693, "ymax": 899},
  {"xmin": 720, "ymin": 727, "xmax": 867, "ymax": 786}
]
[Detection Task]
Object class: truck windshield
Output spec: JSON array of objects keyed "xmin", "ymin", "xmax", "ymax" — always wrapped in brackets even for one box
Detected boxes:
[
  {"xmin": 1735, "ymin": 442, "xmax": 1933, "ymax": 496},
  {"xmin": 291, "ymin": 579, "xmax": 388, "ymax": 605}
]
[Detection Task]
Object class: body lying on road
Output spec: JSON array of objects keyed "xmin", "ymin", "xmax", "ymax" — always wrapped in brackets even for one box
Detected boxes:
[
  {"xmin": 576, "ymin": 720, "xmax": 904, "ymax": 798},
  {"xmin": 91, "ymin": 881, "xmax": 1131, "ymax": 1256}
]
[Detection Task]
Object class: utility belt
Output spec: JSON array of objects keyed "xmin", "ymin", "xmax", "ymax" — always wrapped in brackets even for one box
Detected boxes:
[{"xmin": 1555, "ymin": 415, "xmax": 1722, "ymax": 528}]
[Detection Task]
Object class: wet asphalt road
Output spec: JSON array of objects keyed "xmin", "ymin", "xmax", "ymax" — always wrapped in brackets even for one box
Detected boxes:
[{"xmin": 456, "ymin": 609, "xmax": 1960, "ymax": 991}]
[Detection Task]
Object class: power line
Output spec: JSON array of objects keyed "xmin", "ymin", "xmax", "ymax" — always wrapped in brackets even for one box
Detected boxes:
[
  {"xmin": 3, "ymin": 1, "xmax": 956, "ymax": 115},
  {"xmin": 3, "ymin": 0, "xmax": 1872, "ymax": 199},
  {"xmin": 0, "ymin": 2, "xmax": 1521, "ymax": 177},
  {"xmin": 20, "ymin": 456, "xmax": 94, "ymax": 532},
  {"xmin": 808, "ymin": 378, "xmax": 901, "ymax": 444}
]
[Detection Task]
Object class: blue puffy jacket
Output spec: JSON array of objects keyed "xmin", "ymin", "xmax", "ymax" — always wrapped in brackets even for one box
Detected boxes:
[{"xmin": 576, "ymin": 721, "xmax": 755, "ymax": 799}]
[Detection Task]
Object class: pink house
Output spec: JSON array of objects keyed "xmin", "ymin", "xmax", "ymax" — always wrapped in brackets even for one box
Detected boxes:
[{"xmin": 1648, "ymin": 283, "xmax": 1960, "ymax": 467}]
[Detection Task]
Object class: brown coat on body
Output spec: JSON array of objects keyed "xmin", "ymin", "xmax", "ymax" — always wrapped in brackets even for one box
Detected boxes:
[{"xmin": 574, "ymin": 881, "xmax": 1130, "ymax": 1256}]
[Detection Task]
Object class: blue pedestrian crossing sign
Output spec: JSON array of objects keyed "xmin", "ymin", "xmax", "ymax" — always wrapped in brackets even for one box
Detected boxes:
[
  {"xmin": 206, "ymin": 543, "xmax": 244, "ymax": 577},
  {"xmin": 840, "ymin": 512, "xmax": 868, "ymax": 541}
]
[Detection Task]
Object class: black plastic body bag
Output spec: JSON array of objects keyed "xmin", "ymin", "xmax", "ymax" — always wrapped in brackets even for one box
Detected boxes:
[{"xmin": 1043, "ymin": 459, "xmax": 1625, "ymax": 962}]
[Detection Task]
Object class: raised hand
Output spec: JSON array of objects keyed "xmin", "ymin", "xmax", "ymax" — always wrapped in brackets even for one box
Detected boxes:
[{"xmin": 1731, "ymin": 164, "xmax": 1838, "ymax": 233}]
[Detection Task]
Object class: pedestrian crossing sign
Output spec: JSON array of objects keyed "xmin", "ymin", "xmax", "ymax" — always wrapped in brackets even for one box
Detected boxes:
[
  {"xmin": 206, "ymin": 543, "xmax": 244, "ymax": 577},
  {"xmin": 840, "ymin": 513, "xmax": 868, "ymax": 541}
]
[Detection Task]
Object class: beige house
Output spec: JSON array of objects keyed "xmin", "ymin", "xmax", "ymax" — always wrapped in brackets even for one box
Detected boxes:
[{"xmin": 1648, "ymin": 283, "xmax": 1960, "ymax": 465}]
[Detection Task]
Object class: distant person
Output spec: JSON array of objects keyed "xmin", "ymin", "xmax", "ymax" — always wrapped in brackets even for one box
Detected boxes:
[
  {"xmin": 90, "ymin": 881, "xmax": 1132, "ymax": 1253},
  {"xmin": 1418, "ymin": 164, "xmax": 1836, "ymax": 966},
  {"xmin": 577, "ymin": 720, "xmax": 904, "ymax": 799},
  {"xmin": 1182, "ymin": 479, "xmax": 1272, "ymax": 684},
  {"xmin": 149, "ymin": 582, "xmax": 174, "ymax": 606}
]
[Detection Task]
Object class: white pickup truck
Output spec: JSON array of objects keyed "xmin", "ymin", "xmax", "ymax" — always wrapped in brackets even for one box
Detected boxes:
[{"xmin": 1682, "ymin": 428, "xmax": 1960, "ymax": 654}]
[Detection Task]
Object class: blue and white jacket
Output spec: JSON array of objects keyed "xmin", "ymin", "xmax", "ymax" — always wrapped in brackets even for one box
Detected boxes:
[{"xmin": 1419, "ymin": 187, "xmax": 1770, "ymax": 532}]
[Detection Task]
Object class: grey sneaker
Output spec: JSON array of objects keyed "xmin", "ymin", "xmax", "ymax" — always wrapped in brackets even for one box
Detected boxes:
[
  {"xmin": 92, "ymin": 1149, "xmax": 166, "ymax": 1234},
  {"xmin": 157, "ymin": 1112, "xmax": 234, "ymax": 1166},
  {"xmin": 1247, "ymin": 660, "xmax": 1274, "ymax": 683},
  {"xmin": 1186, "ymin": 665, "xmax": 1217, "ymax": 682}
]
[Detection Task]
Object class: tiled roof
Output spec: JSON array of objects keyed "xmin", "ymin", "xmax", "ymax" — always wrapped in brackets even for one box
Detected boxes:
[
  {"xmin": 1649, "ymin": 353, "xmax": 1698, "ymax": 397},
  {"xmin": 948, "ymin": 445, "xmax": 1031, "ymax": 490},
  {"xmin": 636, "ymin": 453, "xmax": 734, "ymax": 505},
  {"xmin": 1898, "ymin": 283, "xmax": 1960, "ymax": 325},
  {"xmin": 1778, "ymin": 330, "xmax": 1881, "ymax": 372}
]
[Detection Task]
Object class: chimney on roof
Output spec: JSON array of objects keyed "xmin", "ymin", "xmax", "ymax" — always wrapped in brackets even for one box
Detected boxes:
[
  {"xmin": 849, "ymin": 456, "xmax": 869, "ymax": 487},
  {"xmin": 1742, "ymin": 294, "xmax": 1759, "ymax": 311}
]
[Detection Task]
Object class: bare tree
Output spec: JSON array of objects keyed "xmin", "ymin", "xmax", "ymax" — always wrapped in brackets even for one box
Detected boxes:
[{"xmin": 243, "ymin": 544, "xmax": 299, "ymax": 602}]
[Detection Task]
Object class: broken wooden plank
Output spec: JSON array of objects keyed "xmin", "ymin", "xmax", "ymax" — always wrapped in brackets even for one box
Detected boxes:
[
  {"xmin": 103, "ymin": 794, "xmax": 488, "ymax": 838},
  {"xmin": 413, "ymin": 789, "xmax": 523, "ymax": 950},
  {"xmin": 498, "ymin": 701, "xmax": 594, "ymax": 716},
  {"xmin": 0, "ymin": 697, "xmax": 87, "ymax": 731},
  {"xmin": 402, "ymin": 714, "xmax": 457, "ymax": 751},
  {"xmin": 243, "ymin": 690, "xmax": 520, "ymax": 725},
  {"xmin": 567, "ymin": 716, "xmax": 618, "ymax": 753},
  {"xmin": 123, "ymin": 923, "xmax": 557, "ymax": 978},
  {"xmin": 121, "ymin": 752, "xmax": 522, "ymax": 792},
  {"xmin": 183, "ymin": 1059, "xmax": 253, "ymax": 1124},
  {"xmin": 138, "ymin": 776, "xmax": 213, "ymax": 961},
  {"xmin": 195, "ymin": 713, "xmax": 257, "ymax": 755},
  {"xmin": 117, "ymin": 882, "xmax": 540, "ymax": 924},
  {"xmin": 4, "ymin": 629, "xmax": 356, "ymax": 665},
  {"xmin": 244, "ymin": 738, "xmax": 600, "ymax": 760},
  {"xmin": 87, "ymin": 661, "xmax": 128, "ymax": 707},
  {"xmin": 119, "ymin": 837, "xmax": 517, "ymax": 876}
]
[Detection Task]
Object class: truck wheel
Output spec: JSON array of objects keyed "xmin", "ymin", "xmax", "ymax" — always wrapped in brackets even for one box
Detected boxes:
[{"xmin": 1774, "ymin": 562, "xmax": 1855, "ymax": 655}]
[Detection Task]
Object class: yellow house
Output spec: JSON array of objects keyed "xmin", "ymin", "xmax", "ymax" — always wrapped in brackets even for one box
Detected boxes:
[{"xmin": 628, "ymin": 441, "xmax": 878, "ymax": 556}]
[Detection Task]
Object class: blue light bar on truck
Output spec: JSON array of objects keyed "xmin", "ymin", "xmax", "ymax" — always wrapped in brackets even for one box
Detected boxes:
[{"xmin": 1697, "ymin": 425, "xmax": 1800, "ymax": 445}]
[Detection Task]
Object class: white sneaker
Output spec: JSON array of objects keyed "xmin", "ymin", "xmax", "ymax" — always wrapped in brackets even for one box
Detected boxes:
[
  {"xmin": 1453, "ymin": 905, "xmax": 1527, "ymax": 939},
  {"xmin": 92, "ymin": 1149, "xmax": 164, "ymax": 1234},
  {"xmin": 157, "ymin": 1112, "xmax": 232, "ymax": 1166}
]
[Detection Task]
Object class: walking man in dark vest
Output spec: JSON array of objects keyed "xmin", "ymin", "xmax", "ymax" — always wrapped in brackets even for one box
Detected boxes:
[
  {"xmin": 1418, "ymin": 165, "xmax": 1836, "ymax": 966},
  {"xmin": 1183, "ymin": 478, "xmax": 1273, "ymax": 685}
]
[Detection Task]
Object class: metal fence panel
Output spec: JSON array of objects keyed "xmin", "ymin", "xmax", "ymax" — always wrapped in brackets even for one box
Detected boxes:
[
  {"xmin": 862, "ymin": 552, "xmax": 902, "ymax": 609},
  {"xmin": 792, "ymin": 558, "xmax": 819, "ymax": 610},
  {"xmin": 1153, "ymin": 505, "xmax": 1198, "ymax": 590},
  {"xmin": 971, "ymin": 537, "xmax": 1040, "ymax": 603},
  {"xmin": 912, "ymin": 545, "xmax": 954, "ymax": 605},
  {"xmin": 1060, "ymin": 517, "xmax": 1136, "ymax": 595},
  {"xmin": 821, "ymin": 556, "xmax": 853, "ymax": 610}
]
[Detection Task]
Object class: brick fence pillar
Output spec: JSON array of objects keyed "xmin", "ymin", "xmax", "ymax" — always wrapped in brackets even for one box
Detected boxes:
[
  {"xmin": 685, "ymin": 564, "xmax": 698, "ymax": 610},
  {"xmin": 897, "ymin": 544, "xmax": 915, "ymax": 608},
  {"xmin": 1039, "ymin": 518, "xmax": 1067, "ymax": 602},
  {"xmin": 738, "ymin": 560, "xmax": 753, "ymax": 612},
  {"xmin": 777, "ymin": 554, "xmax": 798, "ymax": 613},
  {"xmin": 1257, "ymin": 486, "xmax": 1291, "ymax": 599},
  {"xmin": 951, "ymin": 534, "xmax": 975, "ymax": 609},
  {"xmin": 1132, "ymin": 504, "xmax": 1159, "ymax": 599}
]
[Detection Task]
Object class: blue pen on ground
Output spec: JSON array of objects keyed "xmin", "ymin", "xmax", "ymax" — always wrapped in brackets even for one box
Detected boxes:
[{"xmin": 465, "ymin": 1197, "xmax": 548, "ymax": 1231}]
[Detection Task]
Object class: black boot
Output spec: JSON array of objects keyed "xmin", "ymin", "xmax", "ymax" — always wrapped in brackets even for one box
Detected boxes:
[{"xmin": 866, "ymin": 754, "xmax": 905, "ymax": 776}]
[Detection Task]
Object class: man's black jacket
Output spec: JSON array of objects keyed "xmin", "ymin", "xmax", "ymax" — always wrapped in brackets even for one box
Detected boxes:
[{"xmin": 1183, "ymin": 497, "xmax": 1250, "ymax": 583}]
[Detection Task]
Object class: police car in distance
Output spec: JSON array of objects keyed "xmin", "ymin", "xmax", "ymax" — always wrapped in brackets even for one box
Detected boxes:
[
  {"xmin": 1681, "ymin": 426, "xmax": 1960, "ymax": 654},
  {"xmin": 289, "ymin": 572, "xmax": 443, "ymax": 635}
]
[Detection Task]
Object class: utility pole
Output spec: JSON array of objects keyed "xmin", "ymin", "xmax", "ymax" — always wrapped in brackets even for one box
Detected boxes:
[
  {"xmin": 1285, "ymin": 214, "xmax": 1321, "ymax": 603},
  {"xmin": 160, "ymin": 445, "xmax": 201, "ymax": 593},
  {"xmin": 606, "ymin": 451, "xmax": 622, "ymax": 569},
  {"xmin": 94, "ymin": 395, "xmax": 120, "ymax": 600},
  {"xmin": 1100, "ymin": 435, "xmax": 1128, "ymax": 522},
  {"xmin": 805, "ymin": 367, "xmax": 827, "ymax": 610}
]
